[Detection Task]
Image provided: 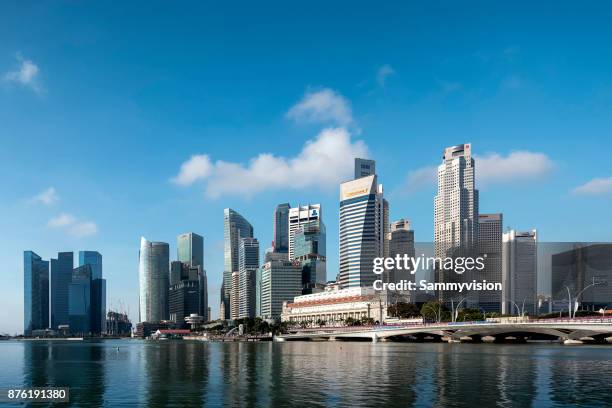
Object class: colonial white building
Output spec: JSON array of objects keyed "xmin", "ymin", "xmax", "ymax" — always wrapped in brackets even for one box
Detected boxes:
[{"xmin": 281, "ymin": 286, "xmax": 388, "ymax": 325}]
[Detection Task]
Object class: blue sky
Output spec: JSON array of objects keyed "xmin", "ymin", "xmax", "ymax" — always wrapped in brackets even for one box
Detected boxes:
[{"xmin": 2, "ymin": 2, "xmax": 612, "ymax": 334}]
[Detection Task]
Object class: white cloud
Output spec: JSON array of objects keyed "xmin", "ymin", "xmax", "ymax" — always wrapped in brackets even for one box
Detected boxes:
[
  {"xmin": 572, "ymin": 177, "xmax": 612, "ymax": 196},
  {"xmin": 376, "ymin": 64, "xmax": 395, "ymax": 87},
  {"xmin": 476, "ymin": 151, "xmax": 554, "ymax": 185},
  {"xmin": 286, "ymin": 88, "xmax": 353, "ymax": 126},
  {"xmin": 172, "ymin": 154, "xmax": 213, "ymax": 186},
  {"xmin": 173, "ymin": 127, "xmax": 368, "ymax": 198},
  {"xmin": 401, "ymin": 165, "xmax": 437, "ymax": 195},
  {"xmin": 400, "ymin": 150, "xmax": 553, "ymax": 194},
  {"xmin": 69, "ymin": 221, "xmax": 98, "ymax": 238},
  {"xmin": 47, "ymin": 213, "xmax": 97, "ymax": 237},
  {"xmin": 30, "ymin": 187, "xmax": 59, "ymax": 205},
  {"xmin": 3, "ymin": 54, "xmax": 41, "ymax": 92},
  {"xmin": 47, "ymin": 213, "xmax": 76, "ymax": 228}
]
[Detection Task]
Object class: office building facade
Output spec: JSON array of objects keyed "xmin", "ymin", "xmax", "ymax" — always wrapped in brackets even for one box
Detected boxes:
[
  {"xmin": 339, "ymin": 174, "xmax": 387, "ymax": 288},
  {"xmin": 273, "ymin": 203, "xmax": 291, "ymax": 253},
  {"xmin": 354, "ymin": 158, "xmax": 376, "ymax": 179},
  {"xmin": 260, "ymin": 260, "xmax": 302, "ymax": 321},
  {"xmin": 434, "ymin": 144, "xmax": 479, "ymax": 303},
  {"xmin": 223, "ymin": 208, "xmax": 253, "ymax": 319},
  {"xmin": 386, "ymin": 219, "xmax": 415, "ymax": 285},
  {"xmin": 138, "ymin": 237, "xmax": 170, "ymax": 323},
  {"xmin": 551, "ymin": 244, "xmax": 612, "ymax": 311},
  {"xmin": 478, "ymin": 214, "xmax": 503, "ymax": 312},
  {"xmin": 50, "ymin": 251, "xmax": 73, "ymax": 329},
  {"xmin": 239, "ymin": 237, "xmax": 260, "ymax": 319},
  {"xmin": 177, "ymin": 232, "xmax": 204, "ymax": 268},
  {"xmin": 23, "ymin": 251, "xmax": 49, "ymax": 335},
  {"xmin": 288, "ymin": 204, "xmax": 322, "ymax": 260},
  {"xmin": 502, "ymin": 230, "xmax": 537, "ymax": 315},
  {"xmin": 294, "ymin": 224, "xmax": 327, "ymax": 293},
  {"xmin": 69, "ymin": 264, "xmax": 92, "ymax": 335}
]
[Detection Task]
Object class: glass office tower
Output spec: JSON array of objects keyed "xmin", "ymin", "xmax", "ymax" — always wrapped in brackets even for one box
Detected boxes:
[
  {"xmin": 79, "ymin": 251, "xmax": 102, "ymax": 280},
  {"xmin": 273, "ymin": 203, "xmax": 291, "ymax": 253},
  {"xmin": 139, "ymin": 237, "xmax": 170, "ymax": 323},
  {"xmin": 69, "ymin": 264, "xmax": 92, "ymax": 335},
  {"xmin": 177, "ymin": 232, "xmax": 204, "ymax": 268},
  {"xmin": 239, "ymin": 237, "xmax": 260, "ymax": 319},
  {"xmin": 50, "ymin": 252, "xmax": 73, "ymax": 329},
  {"xmin": 24, "ymin": 251, "xmax": 49, "ymax": 336},
  {"xmin": 223, "ymin": 208, "xmax": 253, "ymax": 319}
]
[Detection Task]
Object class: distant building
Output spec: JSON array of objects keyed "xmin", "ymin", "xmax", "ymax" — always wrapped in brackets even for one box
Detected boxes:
[
  {"xmin": 434, "ymin": 144, "xmax": 479, "ymax": 304},
  {"xmin": 223, "ymin": 209, "xmax": 253, "ymax": 320},
  {"xmin": 354, "ymin": 158, "xmax": 376, "ymax": 179},
  {"xmin": 339, "ymin": 172, "xmax": 388, "ymax": 289},
  {"xmin": 177, "ymin": 232, "xmax": 204, "ymax": 268},
  {"xmin": 551, "ymin": 244, "xmax": 612, "ymax": 311},
  {"xmin": 272, "ymin": 203, "xmax": 291, "ymax": 254},
  {"xmin": 106, "ymin": 311, "xmax": 132, "ymax": 336},
  {"xmin": 24, "ymin": 251, "xmax": 49, "ymax": 336},
  {"xmin": 502, "ymin": 230, "xmax": 537, "ymax": 315},
  {"xmin": 230, "ymin": 271, "xmax": 240, "ymax": 320},
  {"xmin": 79, "ymin": 251, "xmax": 105, "ymax": 334},
  {"xmin": 79, "ymin": 251, "xmax": 102, "ymax": 280},
  {"xmin": 260, "ymin": 260, "xmax": 302, "ymax": 321},
  {"xmin": 138, "ymin": 237, "xmax": 169, "ymax": 323},
  {"xmin": 69, "ymin": 264, "xmax": 92, "ymax": 335},
  {"xmin": 386, "ymin": 219, "xmax": 415, "ymax": 287},
  {"xmin": 169, "ymin": 261, "xmax": 208, "ymax": 324},
  {"xmin": 294, "ymin": 224, "xmax": 327, "ymax": 294},
  {"xmin": 288, "ymin": 204, "xmax": 322, "ymax": 260},
  {"xmin": 50, "ymin": 252, "xmax": 73, "ymax": 329},
  {"xmin": 478, "ymin": 214, "xmax": 503, "ymax": 312},
  {"xmin": 238, "ymin": 237, "xmax": 260, "ymax": 319},
  {"xmin": 281, "ymin": 286, "xmax": 387, "ymax": 325}
]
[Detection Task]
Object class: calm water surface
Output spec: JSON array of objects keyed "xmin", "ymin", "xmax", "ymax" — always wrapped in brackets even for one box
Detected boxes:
[{"xmin": 0, "ymin": 340, "xmax": 611, "ymax": 407}]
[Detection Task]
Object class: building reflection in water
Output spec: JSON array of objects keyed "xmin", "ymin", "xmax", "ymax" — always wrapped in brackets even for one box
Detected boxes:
[
  {"xmin": 143, "ymin": 341, "xmax": 208, "ymax": 408},
  {"xmin": 23, "ymin": 341, "xmax": 106, "ymax": 407}
]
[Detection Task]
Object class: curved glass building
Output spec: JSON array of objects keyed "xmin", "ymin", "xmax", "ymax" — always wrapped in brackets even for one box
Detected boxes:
[
  {"xmin": 139, "ymin": 237, "xmax": 169, "ymax": 323},
  {"xmin": 223, "ymin": 209, "xmax": 253, "ymax": 319}
]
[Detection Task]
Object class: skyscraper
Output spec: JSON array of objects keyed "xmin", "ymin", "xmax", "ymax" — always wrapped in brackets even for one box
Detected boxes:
[
  {"xmin": 478, "ymin": 214, "xmax": 503, "ymax": 311},
  {"xmin": 177, "ymin": 232, "xmax": 204, "ymax": 268},
  {"xmin": 387, "ymin": 219, "xmax": 415, "ymax": 287},
  {"xmin": 79, "ymin": 251, "xmax": 105, "ymax": 334},
  {"xmin": 69, "ymin": 264, "xmax": 92, "ymax": 335},
  {"xmin": 354, "ymin": 158, "xmax": 376, "ymax": 179},
  {"xmin": 223, "ymin": 209, "xmax": 253, "ymax": 320},
  {"xmin": 50, "ymin": 252, "xmax": 73, "ymax": 329},
  {"xmin": 259, "ymin": 259, "xmax": 302, "ymax": 321},
  {"xmin": 339, "ymin": 173, "xmax": 387, "ymax": 288},
  {"xmin": 239, "ymin": 237, "xmax": 260, "ymax": 319},
  {"xmin": 294, "ymin": 224, "xmax": 327, "ymax": 293},
  {"xmin": 23, "ymin": 251, "xmax": 49, "ymax": 335},
  {"xmin": 272, "ymin": 203, "xmax": 290, "ymax": 253},
  {"xmin": 434, "ymin": 144, "xmax": 479, "ymax": 303},
  {"xmin": 502, "ymin": 230, "xmax": 537, "ymax": 315},
  {"xmin": 139, "ymin": 237, "xmax": 170, "ymax": 323},
  {"xmin": 79, "ymin": 251, "xmax": 102, "ymax": 280},
  {"xmin": 288, "ymin": 204, "xmax": 322, "ymax": 260}
]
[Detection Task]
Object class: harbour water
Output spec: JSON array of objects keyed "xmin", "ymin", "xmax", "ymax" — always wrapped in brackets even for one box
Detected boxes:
[{"xmin": 1, "ymin": 340, "xmax": 611, "ymax": 407}]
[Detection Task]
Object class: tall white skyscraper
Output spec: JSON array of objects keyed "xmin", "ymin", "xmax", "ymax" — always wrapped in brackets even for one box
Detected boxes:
[
  {"xmin": 288, "ymin": 204, "xmax": 322, "ymax": 260},
  {"xmin": 434, "ymin": 143, "xmax": 479, "ymax": 302},
  {"xmin": 339, "ymin": 173, "xmax": 388, "ymax": 288},
  {"xmin": 502, "ymin": 230, "xmax": 538, "ymax": 315},
  {"xmin": 138, "ymin": 237, "xmax": 169, "ymax": 323}
]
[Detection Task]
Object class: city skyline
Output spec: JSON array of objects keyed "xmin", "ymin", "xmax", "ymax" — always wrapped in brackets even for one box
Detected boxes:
[{"xmin": 3, "ymin": 3, "xmax": 612, "ymax": 334}]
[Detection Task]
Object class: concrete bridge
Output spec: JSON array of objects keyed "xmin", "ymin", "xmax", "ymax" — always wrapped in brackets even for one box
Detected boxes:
[{"xmin": 275, "ymin": 318, "xmax": 612, "ymax": 344}]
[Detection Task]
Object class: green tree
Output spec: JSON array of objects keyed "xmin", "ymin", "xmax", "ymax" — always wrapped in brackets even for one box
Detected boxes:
[{"xmin": 388, "ymin": 302, "xmax": 421, "ymax": 318}]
